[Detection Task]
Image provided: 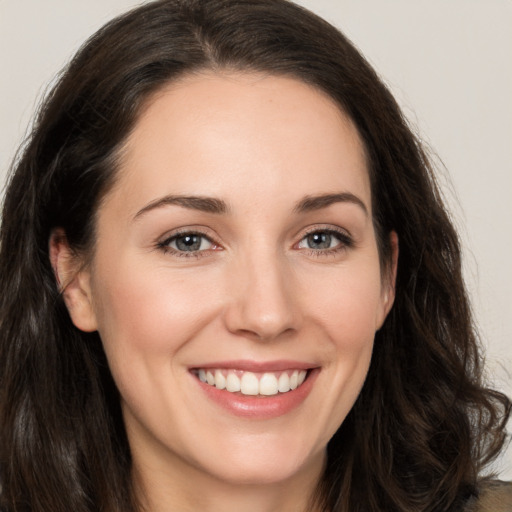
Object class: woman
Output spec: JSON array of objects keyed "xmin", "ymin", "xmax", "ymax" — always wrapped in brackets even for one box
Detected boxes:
[{"xmin": 0, "ymin": 1, "xmax": 510, "ymax": 511}]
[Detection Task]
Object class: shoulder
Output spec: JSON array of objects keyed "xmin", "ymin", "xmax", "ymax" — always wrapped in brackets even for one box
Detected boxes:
[{"xmin": 465, "ymin": 480, "xmax": 512, "ymax": 512}]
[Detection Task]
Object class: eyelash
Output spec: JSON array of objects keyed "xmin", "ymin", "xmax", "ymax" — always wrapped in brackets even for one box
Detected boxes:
[
  {"xmin": 296, "ymin": 227, "xmax": 354, "ymax": 257},
  {"xmin": 157, "ymin": 229, "xmax": 218, "ymax": 259},
  {"xmin": 156, "ymin": 226, "xmax": 353, "ymax": 259}
]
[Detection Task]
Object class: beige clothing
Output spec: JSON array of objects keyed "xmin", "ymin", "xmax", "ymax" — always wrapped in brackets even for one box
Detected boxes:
[{"xmin": 467, "ymin": 481, "xmax": 512, "ymax": 512}]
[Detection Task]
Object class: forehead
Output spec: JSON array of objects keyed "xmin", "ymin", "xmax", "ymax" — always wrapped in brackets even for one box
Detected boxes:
[{"xmin": 110, "ymin": 71, "xmax": 371, "ymax": 214}]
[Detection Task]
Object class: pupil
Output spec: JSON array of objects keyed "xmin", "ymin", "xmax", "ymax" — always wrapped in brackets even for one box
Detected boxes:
[
  {"xmin": 308, "ymin": 232, "xmax": 331, "ymax": 249},
  {"xmin": 176, "ymin": 235, "xmax": 201, "ymax": 251}
]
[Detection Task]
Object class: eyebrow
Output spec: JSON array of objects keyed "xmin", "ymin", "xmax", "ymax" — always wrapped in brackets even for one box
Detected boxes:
[
  {"xmin": 134, "ymin": 195, "xmax": 229, "ymax": 219},
  {"xmin": 294, "ymin": 192, "xmax": 368, "ymax": 216},
  {"xmin": 133, "ymin": 191, "xmax": 368, "ymax": 220}
]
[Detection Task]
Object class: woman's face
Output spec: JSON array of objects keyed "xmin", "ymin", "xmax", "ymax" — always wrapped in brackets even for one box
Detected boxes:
[{"xmin": 65, "ymin": 72, "xmax": 396, "ymax": 491}]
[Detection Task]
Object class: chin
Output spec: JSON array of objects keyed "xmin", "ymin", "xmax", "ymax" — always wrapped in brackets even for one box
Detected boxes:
[{"xmin": 195, "ymin": 437, "xmax": 325, "ymax": 487}]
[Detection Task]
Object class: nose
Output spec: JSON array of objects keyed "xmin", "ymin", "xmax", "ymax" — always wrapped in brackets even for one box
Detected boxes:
[{"xmin": 223, "ymin": 251, "xmax": 300, "ymax": 341}]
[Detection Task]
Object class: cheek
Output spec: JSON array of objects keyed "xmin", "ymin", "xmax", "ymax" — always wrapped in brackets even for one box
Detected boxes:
[
  {"xmin": 89, "ymin": 262, "xmax": 225, "ymax": 434},
  {"xmin": 301, "ymin": 259, "xmax": 382, "ymax": 412},
  {"xmin": 303, "ymin": 262, "xmax": 384, "ymax": 342},
  {"xmin": 90, "ymin": 260, "xmax": 222, "ymax": 373}
]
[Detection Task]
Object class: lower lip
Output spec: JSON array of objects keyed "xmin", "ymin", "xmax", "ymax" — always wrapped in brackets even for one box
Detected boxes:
[{"xmin": 194, "ymin": 369, "xmax": 319, "ymax": 419}]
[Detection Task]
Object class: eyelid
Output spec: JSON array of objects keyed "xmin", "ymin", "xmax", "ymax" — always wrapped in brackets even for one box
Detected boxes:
[
  {"xmin": 293, "ymin": 225, "xmax": 354, "ymax": 254},
  {"xmin": 154, "ymin": 224, "xmax": 354, "ymax": 258},
  {"xmin": 157, "ymin": 226, "xmax": 222, "ymax": 257},
  {"xmin": 297, "ymin": 224, "xmax": 353, "ymax": 242},
  {"xmin": 158, "ymin": 225, "xmax": 217, "ymax": 242},
  {"xmin": 167, "ymin": 233, "xmax": 213, "ymax": 251}
]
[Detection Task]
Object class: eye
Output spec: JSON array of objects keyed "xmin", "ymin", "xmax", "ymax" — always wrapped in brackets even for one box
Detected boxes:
[
  {"xmin": 164, "ymin": 233, "xmax": 214, "ymax": 253},
  {"xmin": 296, "ymin": 229, "xmax": 351, "ymax": 251}
]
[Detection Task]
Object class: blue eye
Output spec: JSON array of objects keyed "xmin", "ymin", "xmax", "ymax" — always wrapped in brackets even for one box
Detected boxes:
[
  {"xmin": 166, "ymin": 233, "xmax": 214, "ymax": 252},
  {"xmin": 297, "ymin": 230, "xmax": 350, "ymax": 251}
]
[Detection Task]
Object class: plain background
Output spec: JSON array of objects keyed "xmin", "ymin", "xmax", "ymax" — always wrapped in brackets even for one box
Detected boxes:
[{"xmin": 1, "ymin": 0, "xmax": 511, "ymax": 478}]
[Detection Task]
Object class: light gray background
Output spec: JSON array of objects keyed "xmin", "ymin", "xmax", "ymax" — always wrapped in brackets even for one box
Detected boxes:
[{"xmin": 1, "ymin": 0, "xmax": 511, "ymax": 478}]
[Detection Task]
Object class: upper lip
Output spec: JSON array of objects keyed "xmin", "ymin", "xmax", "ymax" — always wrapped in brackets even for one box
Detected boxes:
[{"xmin": 189, "ymin": 360, "xmax": 317, "ymax": 372}]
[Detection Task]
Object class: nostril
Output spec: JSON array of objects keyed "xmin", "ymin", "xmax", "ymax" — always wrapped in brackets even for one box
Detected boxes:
[{"xmin": 235, "ymin": 325, "xmax": 296, "ymax": 342}]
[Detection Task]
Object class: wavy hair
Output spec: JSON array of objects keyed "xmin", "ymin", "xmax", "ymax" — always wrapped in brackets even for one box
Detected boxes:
[{"xmin": 0, "ymin": 1, "xmax": 509, "ymax": 511}]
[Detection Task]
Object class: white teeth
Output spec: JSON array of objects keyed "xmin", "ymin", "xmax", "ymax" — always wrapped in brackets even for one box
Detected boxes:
[
  {"xmin": 277, "ymin": 372, "xmax": 290, "ymax": 393},
  {"xmin": 259, "ymin": 373, "xmax": 279, "ymax": 396},
  {"xmin": 241, "ymin": 372, "xmax": 259, "ymax": 395},
  {"xmin": 197, "ymin": 369, "xmax": 308, "ymax": 396},
  {"xmin": 206, "ymin": 371, "xmax": 215, "ymax": 386},
  {"xmin": 290, "ymin": 370, "xmax": 299, "ymax": 390},
  {"xmin": 214, "ymin": 369, "xmax": 226, "ymax": 390},
  {"xmin": 226, "ymin": 373, "xmax": 241, "ymax": 392}
]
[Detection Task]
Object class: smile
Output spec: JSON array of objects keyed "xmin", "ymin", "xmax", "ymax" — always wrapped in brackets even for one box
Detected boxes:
[{"xmin": 195, "ymin": 368, "xmax": 308, "ymax": 396}]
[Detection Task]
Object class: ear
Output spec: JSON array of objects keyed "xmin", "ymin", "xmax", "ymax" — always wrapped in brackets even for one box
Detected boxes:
[
  {"xmin": 49, "ymin": 228, "xmax": 98, "ymax": 332},
  {"xmin": 376, "ymin": 231, "xmax": 399, "ymax": 330}
]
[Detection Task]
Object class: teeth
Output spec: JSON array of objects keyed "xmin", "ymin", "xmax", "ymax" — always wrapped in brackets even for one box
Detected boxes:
[
  {"xmin": 214, "ymin": 369, "xmax": 226, "ymax": 390},
  {"xmin": 278, "ymin": 372, "xmax": 290, "ymax": 392},
  {"xmin": 206, "ymin": 371, "xmax": 215, "ymax": 386},
  {"xmin": 290, "ymin": 370, "xmax": 299, "ymax": 390},
  {"xmin": 226, "ymin": 373, "xmax": 241, "ymax": 392},
  {"xmin": 259, "ymin": 373, "xmax": 279, "ymax": 396},
  {"xmin": 196, "ymin": 369, "xmax": 308, "ymax": 396},
  {"xmin": 240, "ymin": 372, "xmax": 259, "ymax": 395}
]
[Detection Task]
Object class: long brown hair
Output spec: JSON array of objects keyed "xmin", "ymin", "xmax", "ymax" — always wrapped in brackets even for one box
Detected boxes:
[{"xmin": 0, "ymin": 1, "xmax": 509, "ymax": 511}]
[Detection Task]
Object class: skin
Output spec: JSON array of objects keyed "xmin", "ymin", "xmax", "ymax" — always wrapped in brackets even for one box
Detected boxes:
[{"xmin": 52, "ymin": 72, "xmax": 397, "ymax": 512}]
